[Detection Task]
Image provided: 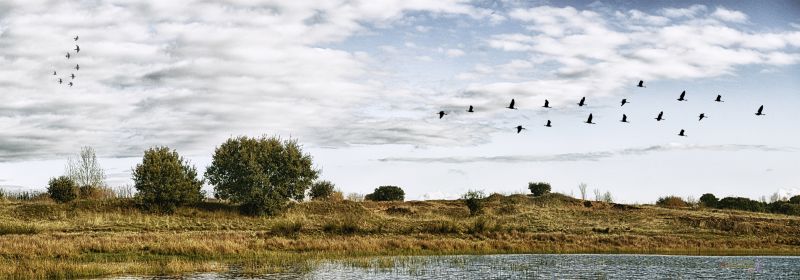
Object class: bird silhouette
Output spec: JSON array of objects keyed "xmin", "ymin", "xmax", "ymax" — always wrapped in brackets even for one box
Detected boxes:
[
  {"xmin": 655, "ymin": 111, "xmax": 665, "ymax": 121},
  {"xmin": 74, "ymin": 45, "xmax": 80, "ymax": 53},
  {"xmin": 677, "ymin": 90, "xmax": 687, "ymax": 101},
  {"xmin": 58, "ymin": 78, "xmax": 62, "ymax": 84},
  {"xmin": 507, "ymin": 99, "xmax": 517, "ymax": 110},
  {"xmin": 75, "ymin": 64, "xmax": 80, "ymax": 70},
  {"xmin": 637, "ymin": 80, "xmax": 645, "ymax": 88},
  {"xmin": 755, "ymin": 105, "xmax": 765, "ymax": 116},
  {"xmin": 68, "ymin": 82, "xmax": 73, "ymax": 87},
  {"xmin": 74, "ymin": 35, "xmax": 79, "ymax": 41},
  {"xmin": 545, "ymin": 120, "xmax": 552, "ymax": 127},
  {"xmin": 543, "ymin": 99, "xmax": 550, "ymax": 108},
  {"xmin": 70, "ymin": 73, "xmax": 75, "ymax": 79},
  {"xmin": 65, "ymin": 52, "xmax": 70, "ymax": 59},
  {"xmin": 621, "ymin": 114, "xmax": 628, "ymax": 123},
  {"xmin": 585, "ymin": 113, "xmax": 595, "ymax": 124},
  {"xmin": 578, "ymin": 97, "xmax": 586, "ymax": 107},
  {"xmin": 621, "ymin": 98, "xmax": 629, "ymax": 106},
  {"xmin": 515, "ymin": 125, "xmax": 526, "ymax": 133},
  {"xmin": 52, "ymin": 71, "xmax": 56, "ymax": 75},
  {"xmin": 698, "ymin": 113, "xmax": 707, "ymax": 121},
  {"xmin": 678, "ymin": 129, "xmax": 687, "ymax": 137},
  {"xmin": 438, "ymin": 111, "xmax": 447, "ymax": 119},
  {"xmin": 715, "ymin": 95, "xmax": 724, "ymax": 102},
  {"xmin": 467, "ymin": 105, "xmax": 474, "ymax": 112}
]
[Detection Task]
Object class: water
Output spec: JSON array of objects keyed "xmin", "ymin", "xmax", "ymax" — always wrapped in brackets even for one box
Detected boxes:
[{"xmin": 110, "ymin": 254, "xmax": 800, "ymax": 279}]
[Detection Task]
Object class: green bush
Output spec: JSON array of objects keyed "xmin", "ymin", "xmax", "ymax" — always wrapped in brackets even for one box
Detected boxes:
[
  {"xmin": 656, "ymin": 196, "xmax": 688, "ymax": 208},
  {"xmin": 205, "ymin": 136, "xmax": 319, "ymax": 216},
  {"xmin": 717, "ymin": 197, "xmax": 766, "ymax": 212},
  {"xmin": 789, "ymin": 195, "xmax": 800, "ymax": 204},
  {"xmin": 462, "ymin": 190, "xmax": 486, "ymax": 216},
  {"xmin": 309, "ymin": 180, "xmax": 336, "ymax": 201},
  {"xmin": 767, "ymin": 201, "xmax": 800, "ymax": 216},
  {"xmin": 47, "ymin": 176, "xmax": 78, "ymax": 203},
  {"xmin": 699, "ymin": 193, "xmax": 718, "ymax": 207},
  {"xmin": 365, "ymin": 186, "xmax": 404, "ymax": 201},
  {"xmin": 528, "ymin": 182, "xmax": 551, "ymax": 197},
  {"xmin": 132, "ymin": 146, "xmax": 205, "ymax": 213}
]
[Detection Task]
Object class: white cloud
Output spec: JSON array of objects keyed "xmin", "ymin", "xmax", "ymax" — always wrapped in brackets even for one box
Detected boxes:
[
  {"xmin": 660, "ymin": 4, "xmax": 707, "ymax": 18},
  {"xmin": 445, "ymin": 48, "xmax": 465, "ymax": 57},
  {"xmin": 711, "ymin": 7, "xmax": 748, "ymax": 23}
]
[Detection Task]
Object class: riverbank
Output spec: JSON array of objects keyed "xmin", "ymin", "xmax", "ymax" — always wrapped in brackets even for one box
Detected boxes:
[{"xmin": 1, "ymin": 193, "xmax": 799, "ymax": 278}]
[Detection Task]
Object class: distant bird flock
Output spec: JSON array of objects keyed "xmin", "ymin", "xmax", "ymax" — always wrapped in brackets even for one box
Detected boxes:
[
  {"xmin": 53, "ymin": 35, "xmax": 80, "ymax": 87},
  {"xmin": 441, "ymin": 80, "xmax": 766, "ymax": 137}
]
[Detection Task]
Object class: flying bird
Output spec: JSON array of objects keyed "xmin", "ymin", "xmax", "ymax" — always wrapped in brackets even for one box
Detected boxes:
[
  {"xmin": 438, "ymin": 111, "xmax": 447, "ymax": 119},
  {"xmin": 621, "ymin": 114, "xmax": 628, "ymax": 123},
  {"xmin": 68, "ymin": 82, "xmax": 73, "ymax": 87},
  {"xmin": 543, "ymin": 99, "xmax": 550, "ymax": 108},
  {"xmin": 755, "ymin": 105, "xmax": 765, "ymax": 116},
  {"xmin": 585, "ymin": 113, "xmax": 595, "ymax": 124},
  {"xmin": 58, "ymin": 78, "xmax": 62, "ymax": 84},
  {"xmin": 74, "ymin": 35, "xmax": 79, "ymax": 41},
  {"xmin": 74, "ymin": 45, "xmax": 80, "ymax": 53},
  {"xmin": 620, "ymin": 99, "xmax": 629, "ymax": 106},
  {"xmin": 507, "ymin": 99, "xmax": 517, "ymax": 110},
  {"xmin": 578, "ymin": 97, "xmax": 586, "ymax": 107},
  {"xmin": 545, "ymin": 120, "xmax": 552, "ymax": 127},
  {"xmin": 677, "ymin": 90, "xmax": 687, "ymax": 101},
  {"xmin": 75, "ymin": 64, "xmax": 80, "ymax": 70},
  {"xmin": 65, "ymin": 52, "xmax": 70, "ymax": 59},
  {"xmin": 467, "ymin": 105, "xmax": 474, "ymax": 113},
  {"xmin": 637, "ymin": 80, "xmax": 645, "ymax": 88},
  {"xmin": 70, "ymin": 73, "xmax": 75, "ymax": 79},
  {"xmin": 52, "ymin": 71, "xmax": 56, "ymax": 75},
  {"xmin": 678, "ymin": 129, "xmax": 687, "ymax": 137},
  {"xmin": 655, "ymin": 111, "xmax": 665, "ymax": 121},
  {"xmin": 515, "ymin": 125, "xmax": 526, "ymax": 133},
  {"xmin": 715, "ymin": 95, "xmax": 724, "ymax": 102},
  {"xmin": 698, "ymin": 113, "xmax": 707, "ymax": 121}
]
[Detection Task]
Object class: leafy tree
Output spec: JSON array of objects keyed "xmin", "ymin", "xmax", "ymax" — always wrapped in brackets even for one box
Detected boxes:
[
  {"xmin": 717, "ymin": 197, "xmax": 766, "ymax": 212},
  {"xmin": 699, "ymin": 193, "xmax": 719, "ymax": 207},
  {"xmin": 462, "ymin": 190, "xmax": 486, "ymax": 216},
  {"xmin": 309, "ymin": 180, "xmax": 336, "ymax": 200},
  {"xmin": 790, "ymin": 195, "xmax": 800, "ymax": 204},
  {"xmin": 65, "ymin": 146, "xmax": 106, "ymax": 189},
  {"xmin": 132, "ymin": 146, "xmax": 204, "ymax": 213},
  {"xmin": 365, "ymin": 186, "xmax": 405, "ymax": 201},
  {"xmin": 48, "ymin": 176, "xmax": 78, "ymax": 203},
  {"xmin": 528, "ymin": 182, "xmax": 551, "ymax": 197},
  {"xmin": 205, "ymin": 136, "xmax": 319, "ymax": 215}
]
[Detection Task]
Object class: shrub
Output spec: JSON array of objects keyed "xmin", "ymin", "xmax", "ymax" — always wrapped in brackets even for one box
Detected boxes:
[
  {"xmin": 656, "ymin": 196, "xmax": 688, "ymax": 208},
  {"xmin": 205, "ymin": 136, "xmax": 319, "ymax": 216},
  {"xmin": 768, "ymin": 201, "xmax": 800, "ymax": 216},
  {"xmin": 309, "ymin": 180, "xmax": 336, "ymax": 201},
  {"xmin": 528, "ymin": 182, "xmax": 551, "ymax": 197},
  {"xmin": 717, "ymin": 197, "xmax": 766, "ymax": 212},
  {"xmin": 790, "ymin": 195, "xmax": 800, "ymax": 204},
  {"xmin": 132, "ymin": 146, "xmax": 205, "ymax": 213},
  {"xmin": 365, "ymin": 186, "xmax": 405, "ymax": 201},
  {"xmin": 79, "ymin": 185, "xmax": 116, "ymax": 200},
  {"xmin": 699, "ymin": 193, "xmax": 718, "ymax": 208},
  {"xmin": 462, "ymin": 190, "xmax": 486, "ymax": 216},
  {"xmin": 47, "ymin": 176, "xmax": 78, "ymax": 203}
]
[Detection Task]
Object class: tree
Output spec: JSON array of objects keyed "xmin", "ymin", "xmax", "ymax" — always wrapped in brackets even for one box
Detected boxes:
[
  {"xmin": 132, "ymin": 146, "xmax": 204, "ymax": 213},
  {"xmin": 528, "ymin": 182, "xmax": 551, "ymax": 197},
  {"xmin": 462, "ymin": 190, "xmax": 486, "ymax": 216},
  {"xmin": 309, "ymin": 180, "xmax": 336, "ymax": 200},
  {"xmin": 717, "ymin": 197, "xmax": 766, "ymax": 212},
  {"xmin": 48, "ymin": 176, "xmax": 78, "ymax": 203},
  {"xmin": 699, "ymin": 193, "xmax": 718, "ymax": 208},
  {"xmin": 578, "ymin": 183, "xmax": 587, "ymax": 200},
  {"xmin": 205, "ymin": 136, "xmax": 319, "ymax": 215},
  {"xmin": 789, "ymin": 195, "xmax": 800, "ymax": 204},
  {"xmin": 365, "ymin": 186, "xmax": 405, "ymax": 201},
  {"xmin": 65, "ymin": 146, "xmax": 106, "ymax": 188},
  {"xmin": 601, "ymin": 191, "xmax": 614, "ymax": 203}
]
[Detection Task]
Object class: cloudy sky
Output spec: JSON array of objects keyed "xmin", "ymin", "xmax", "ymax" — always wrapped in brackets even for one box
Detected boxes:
[{"xmin": 1, "ymin": 0, "xmax": 799, "ymax": 202}]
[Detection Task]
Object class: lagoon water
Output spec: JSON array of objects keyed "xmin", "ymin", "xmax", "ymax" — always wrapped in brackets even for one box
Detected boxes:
[{"xmin": 111, "ymin": 254, "xmax": 800, "ymax": 279}]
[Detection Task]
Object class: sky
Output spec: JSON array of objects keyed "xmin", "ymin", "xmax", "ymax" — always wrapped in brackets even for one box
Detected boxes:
[{"xmin": 0, "ymin": 0, "xmax": 799, "ymax": 203}]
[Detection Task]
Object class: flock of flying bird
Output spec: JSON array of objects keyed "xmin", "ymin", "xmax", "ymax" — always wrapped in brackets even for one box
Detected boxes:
[
  {"xmin": 438, "ymin": 80, "xmax": 767, "ymax": 137},
  {"xmin": 52, "ymin": 35, "xmax": 81, "ymax": 87}
]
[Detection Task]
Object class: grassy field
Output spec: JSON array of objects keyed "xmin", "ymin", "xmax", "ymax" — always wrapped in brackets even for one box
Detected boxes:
[{"xmin": 1, "ymin": 193, "xmax": 799, "ymax": 279}]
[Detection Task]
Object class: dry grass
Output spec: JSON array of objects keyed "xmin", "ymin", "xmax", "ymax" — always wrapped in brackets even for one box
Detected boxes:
[{"xmin": 1, "ymin": 193, "xmax": 799, "ymax": 279}]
